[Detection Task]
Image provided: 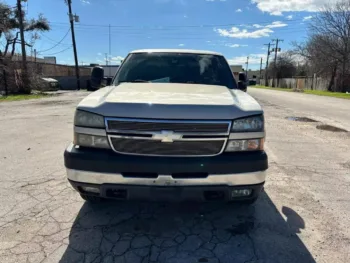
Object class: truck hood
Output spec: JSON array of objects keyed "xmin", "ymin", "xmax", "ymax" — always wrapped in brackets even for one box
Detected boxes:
[{"xmin": 77, "ymin": 83, "xmax": 263, "ymax": 119}]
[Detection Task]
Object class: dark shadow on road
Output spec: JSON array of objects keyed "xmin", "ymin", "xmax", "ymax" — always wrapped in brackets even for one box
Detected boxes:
[
  {"xmin": 282, "ymin": 206, "xmax": 305, "ymax": 234},
  {"xmin": 59, "ymin": 192, "xmax": 316, "ymax": 263}
]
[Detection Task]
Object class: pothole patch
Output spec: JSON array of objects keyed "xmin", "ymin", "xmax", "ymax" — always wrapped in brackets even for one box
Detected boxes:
[
  {"xmin": 341, "ymin": 162, "xmax": 350, "ymax": 169},
  {"xmin": 286, "ymin": 117, "xmax": 318, "ymax": 122},
  {"xmin": 316, "ymin": 124, "xmax": 348, "ymax": 133}
]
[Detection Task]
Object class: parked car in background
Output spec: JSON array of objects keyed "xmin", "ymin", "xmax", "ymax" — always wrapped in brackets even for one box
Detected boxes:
[{"xmin": 39, "ymin": 78, "xmax": 60, "ymax": 91}]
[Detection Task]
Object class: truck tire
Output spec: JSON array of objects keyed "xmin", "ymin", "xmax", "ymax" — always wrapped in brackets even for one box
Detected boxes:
[{"xmin": 80, "ymin": 194, "xmax": 104, "ymax": 203}]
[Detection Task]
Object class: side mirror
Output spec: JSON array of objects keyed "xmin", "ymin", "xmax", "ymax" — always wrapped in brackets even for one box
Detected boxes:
[
  {"xmin": 91, "ymin": 67, "xmax": 104, "ymax": 85},
  {"xmin": 238, "ymin": 81, "xmax": 247, "ymax": 92},
  {"xmin": 106, "ymin": 77, "xmax": 113, "ymax": 86},
  {"xmin": 239, "ymin": 72, "xmax": 247, "ymax": 82}
]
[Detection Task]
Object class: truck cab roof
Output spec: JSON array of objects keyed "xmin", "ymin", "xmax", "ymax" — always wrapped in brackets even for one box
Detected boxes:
[{"xmin": 130, "ymin": 49, "xmax": 223, "ymax": 56}]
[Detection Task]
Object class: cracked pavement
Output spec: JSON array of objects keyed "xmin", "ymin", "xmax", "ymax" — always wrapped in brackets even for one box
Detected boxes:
[{"xmin": 0, "ymin": 90, "xmax": 349, "ymax": 263}]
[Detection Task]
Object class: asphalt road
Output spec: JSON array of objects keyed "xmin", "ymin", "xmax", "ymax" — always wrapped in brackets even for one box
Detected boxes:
[
  {"xmin": 249, "ymin": 88, "xmax": 350, "ymax": 131},
  {"xmin": 0, "ymin": 90, "xmax": 349, "ymax": 263}
]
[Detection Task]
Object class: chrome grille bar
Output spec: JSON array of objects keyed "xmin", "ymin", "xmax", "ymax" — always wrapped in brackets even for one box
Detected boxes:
[
  {"xmin": 105, "ymin": 118, "xmax": 231, "ymax": 135},
  {"xmin": 108, "ymin": 135, "xmax": 227, "ymax": 157}
]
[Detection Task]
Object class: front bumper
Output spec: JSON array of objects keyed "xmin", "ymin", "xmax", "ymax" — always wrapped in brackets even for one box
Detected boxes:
[{"xmin": 64, "ymin": 143, "xmax": 268, "ymax": 201}]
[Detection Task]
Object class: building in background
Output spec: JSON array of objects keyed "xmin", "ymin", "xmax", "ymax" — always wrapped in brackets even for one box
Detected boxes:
[
  {"xmin": 230, "ymin": 65, "xmax": 243, "ymax": 78},
  {"xmin": 43, "ymin": 57, "xmax": 57, "ymax": 64},
  {"xmin": 10, "ymin": 54, "xmax": 57, "ymax": 64},
  {"xmin": 246, "ymin": 69, "xmax": 265, "ymax": 80}
]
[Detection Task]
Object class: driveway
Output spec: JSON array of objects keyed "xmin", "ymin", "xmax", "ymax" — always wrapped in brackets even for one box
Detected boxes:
[{"xmin": 0, "ymin": 90, "xmax": 349, "ymax": 263}]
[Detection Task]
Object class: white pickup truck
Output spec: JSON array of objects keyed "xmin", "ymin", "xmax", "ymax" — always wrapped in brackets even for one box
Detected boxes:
[{"xmin": 64, "ymin": 49, "xmax": 268, "ymax": 204}]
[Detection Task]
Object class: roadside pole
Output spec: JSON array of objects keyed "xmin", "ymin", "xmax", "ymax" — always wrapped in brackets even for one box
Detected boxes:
[
  {"xmin": 109, "ymin": 24, "xmax": 111, "ymax": 77},
  {"xmin": 259, "ymin": 57, "xmax": 263, "ymax": 84},
  {"xmin": 272, "ymin": 39, "xmax": 283, "ymax": 87},
  {"xmin": 264, "ymin": 42, "xmax": 272, "ymax": 86},
  {"xmin": 245, "ymin": 56, "xmax": 249, "ymax": 77},
  {"xmin": 67, "ymin": 0, "xmax": 80, "ymax": 90},
  {"xmin": 17, "ymin": 0, "xmax": 29, "ymax": 93}
]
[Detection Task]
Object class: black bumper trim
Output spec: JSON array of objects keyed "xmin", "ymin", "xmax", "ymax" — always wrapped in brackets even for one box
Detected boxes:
[
  {"xmin": 64, "ymin": 145, "xmax": 268, "ymax": 175},
  {"xmin": 69, "ymin": 179, "xmax": 264, "ymax": 202}
]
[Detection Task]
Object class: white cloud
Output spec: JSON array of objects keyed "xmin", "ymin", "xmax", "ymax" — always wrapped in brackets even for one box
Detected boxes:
[
  {"xmin": 215, "ymin": 21, "xmax": 287, "ymax": 39},
  {"xmin": 265, "ymin": 21, "xmax": 288, "ymax": 28},
  {"xmin": 303, "ymin": 15, "xmax": 313, "ymax": 21},
  {"xmin": 111, "ymin": 56, "xmax": 125, "ymax": 61},
  {"xmin": 225, "ymin": 44, "xmax": 248, "ymax": 48},
  {"xmin": 236, "ymin": 9, "xmax": 242, "ymax": 12},
  {"xmin": 216, "ymin": 27, "xmax": 273, "ymax": 39},
  {"xmin": 252, "ymin": 0, "xmax": 338, "ymax": 16},
  {"xmin": 286, "ymin": 15, "xmax": 293, "ymax": 20},
  {"xmin": 81, "ymin": 0, "xmax": 91, "ymax": 5},
  {"xmin": 253, "ymin": 24, "xmax": 264, "ymax": 29},
  {"xmin": 179, "ymin": 44, "xmax": 185, "ymax": 47},
  {"xmin": 97, "ymin": 52, "xmax": 102, "ymax": 56},
  {"xmin": 227, "ymin": 53, "xmax": 265, "ymax": 65}
]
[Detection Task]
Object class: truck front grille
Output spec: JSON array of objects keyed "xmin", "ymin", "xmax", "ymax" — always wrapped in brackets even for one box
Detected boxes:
[
  {"xmin": 106, "ymin": 118, "xmax": 231, "ymax": 157},
  {"xmin": 106, "ymin": 119, "xmax": 230, "ymax": 134},
  {"xmin": 109, "ymin": 137, "xmax": 226, "ymax": 156}
]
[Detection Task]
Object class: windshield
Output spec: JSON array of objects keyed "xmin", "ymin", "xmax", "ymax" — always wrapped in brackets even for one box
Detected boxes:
[{"xmin": 113, "ymin": 52, "xmax": 237, "ymax": 89}]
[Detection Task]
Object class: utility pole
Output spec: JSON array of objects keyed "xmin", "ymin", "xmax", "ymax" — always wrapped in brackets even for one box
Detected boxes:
[
  {"xmin": 272, "ymin": 38, "xmax": 283, "ymax": 87},
  {"xmin": 34, "ymin": 49, "xmax": 37, "ymax": 63},
  {"xmin": 245, "ymin": 56, "xmax": 249, "ymax": 76},
  {"xmin": 259, "ymin": 57, "xmax": 263, "ymax": 81},
  {"xmin": 67, "ymin": 0, "xmax": 80, "ymax": 90},
  {"xmin": 109, "ymin": 24, "xmax": 111, "ymax": 77},
  {"xmin": 17, "ymin": 0, "xmax": 29, "ymax": 93},
  {"xmin": 264, "ymin": 42, "xmax": 273, "ymax": 86}
]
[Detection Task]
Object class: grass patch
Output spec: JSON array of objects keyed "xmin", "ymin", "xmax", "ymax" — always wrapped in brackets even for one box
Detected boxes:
[
  {"xmin": 303, "ymin": 90, "xmax": 350, "ymax": 99},
  {"xmin": 253, "ymin": 85, "xmax": 350, "ymax": 100},
  {"xmin": 0, "ymin": 94, "xmax": 51, "ymax": 102},
  {"xmin": 253, "ymin": 86, "xmax": 294, "ymax": 92}
]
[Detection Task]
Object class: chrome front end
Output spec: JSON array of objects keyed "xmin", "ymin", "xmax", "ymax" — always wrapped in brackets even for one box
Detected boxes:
[
  {"xmin": 104, "ymin": 118, "xmax": 232, "ymax": 157},
  {"xmin": 67, "ymin": 169, "xmax": 267, "ymax": 186}
]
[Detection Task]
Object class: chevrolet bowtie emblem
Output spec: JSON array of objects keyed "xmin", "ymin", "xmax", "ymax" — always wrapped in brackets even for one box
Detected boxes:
[{"xmin": 153, "ymin": 131, "xmax": 182, "ymax": 143}]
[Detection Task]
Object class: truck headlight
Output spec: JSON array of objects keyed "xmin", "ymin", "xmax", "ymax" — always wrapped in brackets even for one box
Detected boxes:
[
  {"xmin": 74, "ymin": 133, "xmax": 110, "ymax": 149},
  {"xmin": 231, "ymin": 115, "xmax": 264, "ymax": 132},
  {"xmin": 74, "ymin": 110, "xmax": 105, "ymax": 128},
  {"xmin": 225, "ymin": 139, "xmax": 264, "ymax": 152}
]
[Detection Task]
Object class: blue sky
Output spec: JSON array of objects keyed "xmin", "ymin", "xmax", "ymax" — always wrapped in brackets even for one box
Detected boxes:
[{"xmin": 3, "ymin": 0, "xmax": 333, "ymax": 69}]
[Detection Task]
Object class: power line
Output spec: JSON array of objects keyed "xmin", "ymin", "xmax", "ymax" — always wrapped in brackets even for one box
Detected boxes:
[
  {"xmin": 44, "ymin": 46, "xmax": 72, "ymax": 56},
  {"xmin": 40, "ymin": 32, "xmax": 72, "ymax": 47},
  {"xmin": 47, "ymin": 17, "xmax": 307, "ymax": 29},
  {"xmin": 37, "ymin": 28, "xmax": 71, "ymax": 53}
]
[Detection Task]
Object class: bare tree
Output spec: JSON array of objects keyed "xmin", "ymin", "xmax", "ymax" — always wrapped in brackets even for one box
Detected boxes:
[
  {"xmin": 1, "ymin": 1, "xmax": 50, "ymax": 94},
  {"xmin": 293, "ymin": 35, "xmax": 340, "ymax": 91},
  {"xmin": 309, "ymin": 0, "xmax": 350, "ymax": 91},
  {"xmin": 268, "ymin": 52, "xmax": 297, "ymax": 80}
]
